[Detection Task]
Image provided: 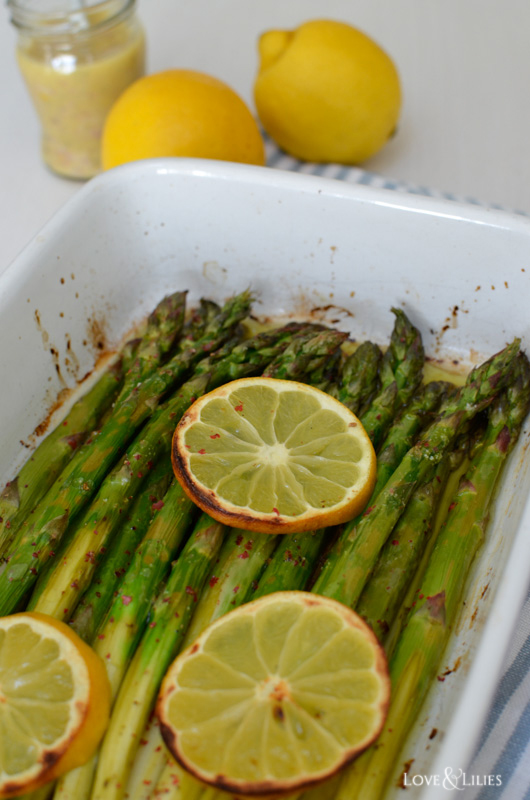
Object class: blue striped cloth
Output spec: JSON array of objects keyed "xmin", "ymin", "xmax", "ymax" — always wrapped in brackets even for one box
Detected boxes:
[
  {"xmin": 264, "ymin": 135, "xmax": 528, "ymax": 217},
  {"xmin": 265, "ymin": 137, "xmax": 530, "ymax": 798}
]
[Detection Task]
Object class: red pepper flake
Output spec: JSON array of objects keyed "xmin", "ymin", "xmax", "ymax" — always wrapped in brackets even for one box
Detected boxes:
[
  {"xmin": 93, "ymin": 529, "xmax": 99, "ymax": 535},
  {"xmin": 272, "ymin": 507, "xmax": 280, "ymax": 515},
  {"xmin": 197, "ymin": 449, "xmax": 206, "ymax": 455},
  {"xmin": 363, "ymin": 505, "xmax": 375, "ymax": 517},
  {"xmin": 70, "ymin": 580, "xmax": 78, "ymax": 589},
  {"xmin": 238, "ymin": 551, "xmax": 249, "ymax": 560},
  {"xmin": 134, "ymin": 454, "xmax": 142, "ymax": 461},
  {"xmin": 63, "ymin": 609, "xmax": 68, "ymax": 616},
  {"xmin": 121, "ymin": 595, "xmax": 132, "ymax": 606},
  {"xmin": 149, "ymin": 622, "xmax": 156, "ymax": 628},
  {"xmin": 186, "ymin": 586, "xmax": 198, "ymax": 602},
  {"xmin": 244, "ymin": 540, "xmax": 253, "ymax": 551},
  {"xmin": 140, "ymin": 739, "xmax": 148, "ymax": 746},
  {"xmin": 437, "ymin": 676, "xmax": 446, "ymax": 682},
  {"xmin": 210, "ymin": 433, "xmax": 221, "ymax": 439},
  {"xmin": 448, "ymin": 501, "xmax": 457, "ymax": 511},
  {"xmin": 152, "ymin": 500, "xmax": 164, "ymax": 511},
  {"xmin": 233, "ymin": 585, "xmax": 240, "ymax": 594},
  {"xmin": 235, "ymin": 534, "xmax": 244, "ymax": 546},
  {"xmin": 234, "ymin": 403, "xmax": 244, "ymax": 412},
  {"xmin": 391, "ymin": 539, "xmax": 399, "ymax": 546},
  {"xmin": 209, "ymin": 576, "xmax": 219, "ymax": 587},
  {"xmin": 84, "ymin": 551, "xmax": 96, "ymax": 564},
  {"xmin": 32, "ymin": 552, "xmax": 39, "ymax": 559},
  {"xmin": 29, "ymin": 567, "xmax": 37, "ymax": 575},
  {"xmin": 137, "ymin": 472, "xmax": 143, "ymax": 478},
  {"xmin": 419, "ymin": 593, "xmax": 424, "ymax": 599},
  {"xmin": 185, "ymin": 444, "xmax": 191, "ymax": 449}
]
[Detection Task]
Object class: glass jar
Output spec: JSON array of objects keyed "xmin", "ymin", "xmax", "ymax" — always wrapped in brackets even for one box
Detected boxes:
[{"xmin": 8, "ymin": 0, "xmax": 146, "ymax": 179}]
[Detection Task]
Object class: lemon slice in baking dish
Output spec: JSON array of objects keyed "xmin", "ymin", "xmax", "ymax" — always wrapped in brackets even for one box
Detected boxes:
[
  {"xmin": 157, "ymin": 591, "xmax": 390, "ymax": 796},
  {"xmin": 0, "ymin": 612, "xmax": 110, "ymax": 796},
  {"xmin": 171, "ymin": 377, "xmax": 376, "ymax": 533}
]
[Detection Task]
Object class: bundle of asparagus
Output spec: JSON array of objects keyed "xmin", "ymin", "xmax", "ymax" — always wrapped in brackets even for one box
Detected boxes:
[{"xmin": 2, "ymin": 289, "xmax": 527, "ymax": 800}]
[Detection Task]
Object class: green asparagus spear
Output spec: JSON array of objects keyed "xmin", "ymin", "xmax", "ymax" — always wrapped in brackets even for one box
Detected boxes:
[
  {"xmin": 356, "ymin": 459, "xmax": 450, "ymax": 640},
  {"xmin": 91, "ymin": 514, "xmax": 226, "ymax": 800},
  {"xmin": 69, "ymin": 459, "xmax": 176, "ymax": 642},
  {"xmin": 253, "ymin": 529, "xmax": 327, "ymax": 597},
  {"xmin": 307, "ymin": 347, "xmax": 342, "ymax": 393},
  {"xmin": 359, "ymin": 308, "xmax": 425, "ymax": 450},
  {"xmin": 118, "ymin": 291, "xmax": 187, "ymax": 399},
  {"xmin": 311, "ymin": 339, "xmax": 521, "ymax": 608},
  {"xmin": 336, "ymin": 351, "xmax": 530, "ymax": 799},
  {"xmin": 181, "ymin": 528, "xmax": 280, "ymax": 651},
  {"xmin": 332, "ymin": 340, "xmax": 382, "ymax": 413},
  {"xmin": 0, "ymin": 358, "xmax": 123, "ymax": 560},
  {"xmin": 0, "ymin": 293, "xmax": 252, "ymax": 615},
  {"xmin": 169, "ymin": 298, "xmax": 220, "ymax": 359},
  {"xmin": 94, "ymin": 481, "xmax": 197, "ymax": 696},
  {"xmin": 309, "ymin": 380, "xmax": 449, "ymax": 593},
  {"xmin": 123, "ymin": 715, "xmax": 170, "ymax": 800},
  {"xmin": 262, "ymin": 328, "xmax": 347, "ymax": 380}
]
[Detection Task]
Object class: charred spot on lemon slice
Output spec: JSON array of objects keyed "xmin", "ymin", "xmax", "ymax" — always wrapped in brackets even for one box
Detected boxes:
[
  {"xmin": 157, "ymin": 591, "xmax": 390, "ymax": 796},
  {"xmin": 171, "ymin": 378, "xmax": 376, "ymax": 534}
]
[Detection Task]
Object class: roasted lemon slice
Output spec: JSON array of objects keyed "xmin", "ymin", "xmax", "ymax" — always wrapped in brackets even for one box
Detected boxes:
[
  {"xmin": 157, "ymin": 591, "xmax": 389, "ymax": 796},
  {"xmin": 171, "ymin": 378, "xmax": 376, "ymax": 534},
  {"xmin": 0, "ymin": 612, "xmax": 110, "ymax": 797}
]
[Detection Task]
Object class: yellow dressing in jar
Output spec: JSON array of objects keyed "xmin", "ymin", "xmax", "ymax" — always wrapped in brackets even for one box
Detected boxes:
[{"xmin": 9, "ymin": 0, "xmax": 145, "ymax": 179}]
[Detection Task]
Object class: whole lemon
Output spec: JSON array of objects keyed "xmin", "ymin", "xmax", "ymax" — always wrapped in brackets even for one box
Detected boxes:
[
  {"xmin": 102, "ymin": 69, "xmax": 265, "ymax": 169},
  {"xmin": 254, "ymin": 19, "xmax": 401, "ymax": 164}
]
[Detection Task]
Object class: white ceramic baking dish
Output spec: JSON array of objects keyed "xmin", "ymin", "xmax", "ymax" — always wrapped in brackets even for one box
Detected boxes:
[{"xmin": 1, "ymin": 159, "xmax": 530, "ymax": 799}]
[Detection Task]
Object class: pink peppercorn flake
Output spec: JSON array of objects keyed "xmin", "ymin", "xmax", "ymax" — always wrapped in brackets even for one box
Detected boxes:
[
  {"xmin": 121, "ymin": 595, "xmax": 133, "ymax": 606},
  {"xmin": 151, "ymin": 500, "xmax": 164, "ymax": 511},
  {"xmin": 186, "ymin": 586, "xmax": 198, "ymax": 602}
]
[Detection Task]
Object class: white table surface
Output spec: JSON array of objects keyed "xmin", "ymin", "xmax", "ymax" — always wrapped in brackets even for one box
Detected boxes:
[{"xmin": 1, "ymin": 0, "xmax": 530, "ymax": 273}]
